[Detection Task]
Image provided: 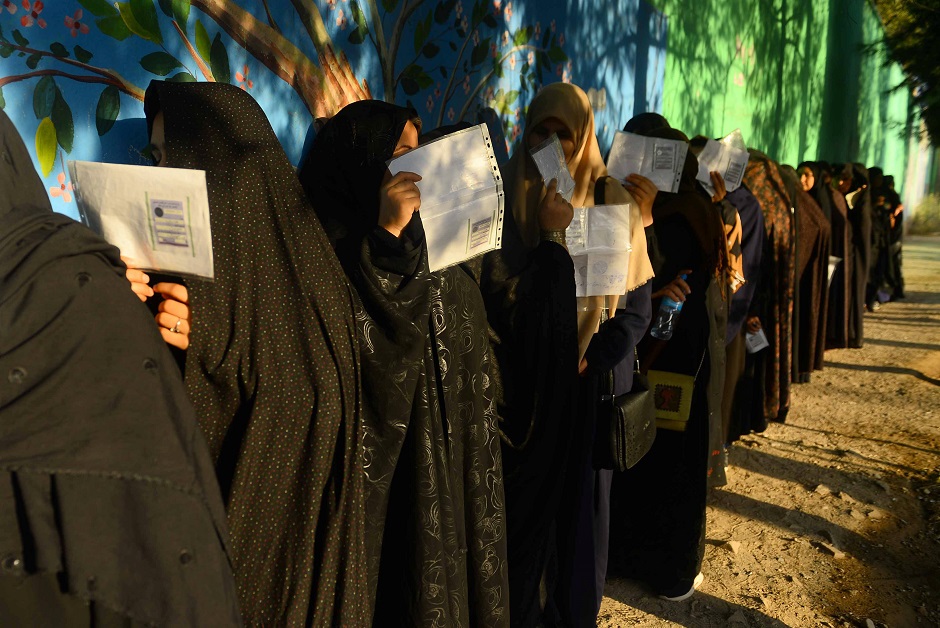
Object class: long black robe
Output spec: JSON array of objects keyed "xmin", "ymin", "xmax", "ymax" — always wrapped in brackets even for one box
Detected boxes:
[
  {"xmin": 143, "ymin": 81, "xmax": 368, "ymax": 625},
  {"xmin": 846, "ymin": 165, "xmax": 872, "ymax": 348},
  {"xmin": 0, "ymin": 110, "xmax": 239, "ymax": 626},
  {"xmin": 299, "ymin": 101, "xmax": 509, "ymax": 627},
  {"xmin": 827, "ymin": 187, "xmax": 854, "ymax": 348}
]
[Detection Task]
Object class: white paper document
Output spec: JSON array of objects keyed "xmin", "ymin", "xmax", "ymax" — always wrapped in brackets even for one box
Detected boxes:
[
  {"xmin": 828, "ymin": 256, "xmax": 843, "ymax": 284},
  {"xmin": 566, "ymin": 204, "xmax": 633, "ymax": 297},
  {"xmin": 529, "ymin": 134, "xmax": 576, "ymax": 202},
  {"xmin": 746, "ymin": 329, "xmax": 770, "ymax": 354},
  {"xmin": 606, "ymin": 131, "xmax": 688, "ymax": 193},
  {"xmin": 69, "ymin": 160, "xmax": 214, "ymax": 279},
  {"xmin": 695, "ymin": 139, "xmax": 750, "ymax": 196},
  {"xmin": 387, "ymin": 123, "xmax": 504, "ymax": 272}
]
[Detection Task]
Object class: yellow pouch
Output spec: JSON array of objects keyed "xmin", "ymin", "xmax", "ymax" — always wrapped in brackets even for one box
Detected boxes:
[{"xmin": 647, "ymin": 369, "xmax": 695, "ymax": 431}]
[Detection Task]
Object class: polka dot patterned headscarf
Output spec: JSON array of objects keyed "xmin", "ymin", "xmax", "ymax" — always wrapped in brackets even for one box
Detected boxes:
[{"xmin": 144, "ymin": 80, "xmax": 368, "ymax": 626}]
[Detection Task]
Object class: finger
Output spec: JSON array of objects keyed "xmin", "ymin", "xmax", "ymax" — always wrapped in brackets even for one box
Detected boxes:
[
  {"xmin": 387, "ymin": 171, "xmax": 422, "ymax": 186},
  {"xmin": 158, "ymin": 298, "xmax": 190, "ymax": 320},
  {"xmin": 578, "ymin": 358, "xmax": 588, "ymax": 374},
  {"xmin": 120, "ymin": 255, "xmax": 141, "ymax": 269},
  {"xmin": 125, "ymin": 267, "xmax": 150, "ymax": 284},
  {"xmin": 156, "ymin": 311, "xmax": 191, "ymax": 336},
  {"xmin": 130, "ymin": 281, "xmax": 154, "ymax": 301},
  {"xmin": 153, "ymin": 282, "xmax": 189, "ymax": 304},
  {"xmin": 160, "ymin": 328, "xmax": 190, "ymax": 350},
  {"xmin": 675, "ymin": 278, "xmax": 692, "ymax": 294},
  {"xmin": 664, "ymin": 286, "xmax": 686, "ymax": 302},
  {"xmin": 546, "ymin": 178, "xmax": 558, "ymax": 196}
]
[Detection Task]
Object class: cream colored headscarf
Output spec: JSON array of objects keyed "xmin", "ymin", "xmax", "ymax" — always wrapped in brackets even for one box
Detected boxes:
[{"xmin": 503, "ymin": 82, "xmax": 654, "ymax": 360}]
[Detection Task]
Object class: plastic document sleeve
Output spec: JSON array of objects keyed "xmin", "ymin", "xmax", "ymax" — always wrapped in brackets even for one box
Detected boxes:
[
  {"xmin": 69, "ymin": 160, "xmax": 214, "ymax": 280},
  {"xmin": 695, "ymin": 139, "xmax": 750, "ymax": 196},
  {"xmin": 606, "ymin": 131, "xmax": 688, "ymax": 194},
  {"xmin": 387, "ymin": 123, "xmax": 505, "ymax": 272}
]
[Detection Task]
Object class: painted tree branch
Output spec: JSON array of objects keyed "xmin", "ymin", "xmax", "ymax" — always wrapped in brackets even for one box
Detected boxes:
[
  {"xmin": 3, "ymin": 43, "xmax": 145, "ymax": 98},
  {"xmin": 385, "ymin": 0, "xmax": 426, "ymax": 101},
  {"xmin": 437, "ymin": 22, "xmax": 479, "ymax": 126},
  {"xmin": 365, "ymin": 0, "xmax": 392, "ymax": 101},
  {"xmin": 172, "ymin": 21, "xmax": 214, "ymax": 80},
  {"xmin": 260, "ymin": 0, "xmax": 282, "ymax": 33},
  {"xmin": 190, "ymin": 0, "xmax": 366, "ymax": 116},
  {"xmin": 289, "ymin": 0, "xmax": 369, "ymax": 102},
  {"xmin": 0, "ymin": 69, "xmax": 143, "ymax": 99},
  {"xmin": 457, "ymin": 44, "xmax": 537, "ymax": 121}
]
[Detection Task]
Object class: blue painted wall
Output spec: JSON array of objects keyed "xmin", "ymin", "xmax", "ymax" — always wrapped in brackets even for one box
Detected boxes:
[{"xmin": 0, "ymin": 0, "xmax": 667, "ymax": 220}]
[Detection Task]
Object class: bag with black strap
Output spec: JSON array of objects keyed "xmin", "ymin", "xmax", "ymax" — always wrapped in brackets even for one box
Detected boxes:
[{"xmin": 591, "ymin": 176, "xmax": 657, "ymax": 471}]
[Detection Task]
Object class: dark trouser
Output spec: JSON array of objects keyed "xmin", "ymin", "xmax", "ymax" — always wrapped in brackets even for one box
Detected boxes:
[{"xmin": 0, "ymin": 573, "xmax": 141, "ymax": 627}]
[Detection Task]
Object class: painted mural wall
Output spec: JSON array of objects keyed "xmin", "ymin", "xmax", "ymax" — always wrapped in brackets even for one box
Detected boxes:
[
  {"xmin": 0, "ymin": 0, "xmax": 667, "ymax": 221},
  {"xmin": 650, "ymin": 0, "xmax": 916, "ymax": 197}
]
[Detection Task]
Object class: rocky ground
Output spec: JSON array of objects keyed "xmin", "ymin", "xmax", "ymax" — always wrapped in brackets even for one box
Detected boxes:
[{"xmin": 599, "ymin": 236, "xmax": 940, "ymax": 627}]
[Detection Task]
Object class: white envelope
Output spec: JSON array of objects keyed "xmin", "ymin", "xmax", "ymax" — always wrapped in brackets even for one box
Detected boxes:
[{"xmin": 69, "ymin": 160, "xmax": 214, "ymax": 279}]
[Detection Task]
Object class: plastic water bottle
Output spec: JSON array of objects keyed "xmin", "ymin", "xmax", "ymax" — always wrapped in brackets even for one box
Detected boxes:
[{"xmin": 650, "ymin": 274, "xmax": 687, "ymax": 340}]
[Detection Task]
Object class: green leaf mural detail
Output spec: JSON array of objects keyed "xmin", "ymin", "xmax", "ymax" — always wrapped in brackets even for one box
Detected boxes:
[
  {"xmin": 33, "ymin": 76, "xmax": 56, "ymax": 119},
  {"xmin": 117, "ymin": 0, "xmax": 163, "ymax": 45},
  {"xmin": 0, "ymin": 87, "xmax": 5, "ymax": 110},
  {"xmin": 95, "ymin": 86, "xmax": 121, "ymax": 136},
  {"xmin": 96, "ymin": 15, "xmax": 133, "ymax": 41},
  {"xmin": 209, "ymin": 33, "xmax": 231, "ymax": 83},
  {"xmin": 25, "ymin": 54, "xmax": 41, "ymax": 70},
  {"xmin": 470, "ymin": 38, "xmax": 490, "ymax": 67},
  {"xmin": 35, "ymin": 118, "xmax": 57, "ymax": 177},
  {"xmin": 141, "ymin": 51, "xmax": 184, "ymax": 76},
  {"xmin": 0, "ymin": 44, "xmax": 13, "ymax": 59},
  {"xmin": 348, "ymin": 29, "xmax": 366, "ymax": 45},
  {"xmin": 52, "ymin": 89, "xmax": 74, "ymax": 152},
  {"xmin": 74, "ymin": 46, "xmax": 94, "ymax": 63},
  {"xmin": 422, "ymin": 43, "xmax": 440, "ymax": 59},
  {"xmin": 171, "ymin": 0, "xmax": 190, "ymax": 26},
  {"xmin": 413, "ymin": 12, "xmax": 432, "ymax": 55},
  {"xmin": 78, "ymin": 0, "xmax": 119, "ymax": 17},
  {"xmin": 157, "ymin": 0, "xmax": 173, "ymax": 18},
  {"xmin": 380, "ymin": 0, "xmax": 397, "ymax": 12},
  {"xmin": 50, "ymin": 42, "xmax": 70, "ymax": 58},
  {"xmin": 434, "ymin": 0, "xmax": 456, "ymax": 24},
  {"xmin": 548, "ymin": 46, "xmax": 567, "ymax": 62},
  {"xmin": 168, "ymin": 71, "xmax": 196, "ymax": 82},
  {"xmin": 195, "ymin": 20, "xmax": 211, "ymax": 61},
  {"xmin": 12, "ymin": 30, "xmax": 29, "ymax": 47}
]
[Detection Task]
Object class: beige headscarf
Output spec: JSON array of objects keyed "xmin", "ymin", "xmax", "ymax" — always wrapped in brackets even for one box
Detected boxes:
[{"xmin": 504, "ymin": 82, "xmax": 654, "ymax": 360}]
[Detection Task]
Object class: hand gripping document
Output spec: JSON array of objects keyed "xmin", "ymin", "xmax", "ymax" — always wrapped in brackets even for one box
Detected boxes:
[
  {"xmin": 566, "ymin": 204, "xmax": 633, "ymax": 298},
  {"xmin": 529, "ymin": 134, "xmax": 577, "ymax": 202},
  {"xmin": 606, "ymin": 131, "xmax": 688, "ymax": 194},
  {"xmin": 695, "ymin": 129, "xmax": 751, "ymax": 196},
  {"xmin": 387, "ymin": 123, "xmax": 504, "ymax": 272},
  {"xmin": 69, "ymin": 161, "xmax": 214, "ymax": 280}
]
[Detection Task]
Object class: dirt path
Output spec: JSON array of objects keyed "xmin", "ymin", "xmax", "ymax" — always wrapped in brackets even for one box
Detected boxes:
[{"xmin": 599, "ymin": 236, "xmax": 940, "ymax": 628}]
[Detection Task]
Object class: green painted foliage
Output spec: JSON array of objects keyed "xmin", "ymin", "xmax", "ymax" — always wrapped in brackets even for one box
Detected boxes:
[
  {"xmin": 209, "ymin": 33, "xmax": 231, "ymax": 83},
  {"xmin": 95, "ymin": 86, "xmax": 121, "ymax": 136},
  {"xmin": 141, "ymin": 51, "xmax": 184, "ymax": 76},
  {"xmin": 35, "ymin": 118, "xmax": 57, "ymax": 177}
]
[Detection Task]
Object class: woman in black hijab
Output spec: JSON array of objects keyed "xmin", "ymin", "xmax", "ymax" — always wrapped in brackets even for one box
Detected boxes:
[
  {"xmin": 0, "ymin": 110, "xmax": 239, "ymax": 626},
  {"xmin": 608, "ymin": 124, "xmax": 729, "ymax": 601},
  {"xmin": 142, "ymin": 81, "xmax": 369, "ymax": 625},
  {"xmin": 844, "ymin": 163, "xmax": 872, "ymax": 347},
  {"xmin": 298, "ymin": 101, "xmax": 509, "ymax": 627}
]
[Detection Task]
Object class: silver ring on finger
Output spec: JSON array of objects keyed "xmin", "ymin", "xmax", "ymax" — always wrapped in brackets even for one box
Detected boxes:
[{"xmin": 170, "ymin": 318, "xmax": 183, "ymax": 334}]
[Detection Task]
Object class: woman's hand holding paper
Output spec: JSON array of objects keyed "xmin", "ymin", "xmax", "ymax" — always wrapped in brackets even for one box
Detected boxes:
[{"xmin": 379, "ymin": 170, "xmax": 422, "ymax": 237}]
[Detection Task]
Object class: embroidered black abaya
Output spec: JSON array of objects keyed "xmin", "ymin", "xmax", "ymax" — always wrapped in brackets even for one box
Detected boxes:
[
  {"xmin": 299, "ymin": 100, "xmax": 509, "ymax": 627},
  {"xmin": 144, "ymin": 81, "xmax": 368, "ymax": 625}
]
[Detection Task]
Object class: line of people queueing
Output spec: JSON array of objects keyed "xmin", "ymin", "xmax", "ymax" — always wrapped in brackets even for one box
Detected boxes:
[{"xmin": 0, "ymin": 78, "xmax": 902, "ymax": 627}]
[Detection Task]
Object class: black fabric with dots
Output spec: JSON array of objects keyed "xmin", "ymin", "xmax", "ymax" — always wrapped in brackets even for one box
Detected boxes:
[
  {"xmin": 0, "ymin": 110, "xmax": 240, "ymax": 625},
  {"xmin": 143, "ymin": 81, "xmax": 368, "ymax": 625}
]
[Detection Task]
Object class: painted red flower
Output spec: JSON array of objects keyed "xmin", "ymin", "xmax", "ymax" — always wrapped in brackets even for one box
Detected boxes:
[
  {"xmin": 64, "ymin": 9, "xmax": 89, "ymax": 37},
  {"xmin": 505, "ymin": 2, "xmax": 512, "ymax": 20},
  {"xmin": 236, "ymin": 65, "xmax": 254, "ymax": 91},
  {"xmin": 50, "ymin": 172, "xmax": 73, "ymax": 203},
  {"xmin": 3, "ymin": 0, "xmax": 17, "ymax": 15},
  {"xmin": 20, "ymin": 0, "xmax": 46, "ymax": 27},
  {"xmin": 426, "ymin": 94, "xmax": 434, "ymax": 113},
  {"xmin": 447, "ymin": 107, "xmax": 455, "ymax": 122},
  {"xmin": 335, "ymin": 8, "xmax": 347, "ymax": 29}
]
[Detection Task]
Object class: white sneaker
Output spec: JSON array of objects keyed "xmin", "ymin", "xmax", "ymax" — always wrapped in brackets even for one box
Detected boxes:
[{"xmin": 658, "ymin": 572, "xmax": 704, "ymax": 602}]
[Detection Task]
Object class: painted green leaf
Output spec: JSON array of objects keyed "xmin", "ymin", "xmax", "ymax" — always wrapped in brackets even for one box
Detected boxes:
[
  {"xmin": 130, "ymin": 0, "xmax": 163, "ymax": 42},
  {"xmin": 50, "ymin": 42, "xmax": 69, "ymax": 57},
  {"xmin": 157, "ymin": 0, "xmax": 173, "ymax": 18},
  {"xmin": 74, "ymin": 45, "xmax": 94, "ymax": 63},
  {"xmin": 348, "ymin": 29, "xmax": 366, "ymax": 45},
  {"xmin": 433, "ymin": 1, "xmax": 448, "ymax": 24},
  {"xmin": 25, "ymin": 53, "xmax": 40, "ymax": 69},
  {"xmin": 140, "ymin": 51, "xmax": 184, "ymax": 75},
  {"xmin": 350, "ymin": 0, "xmax": 367, "ymax": 28},
  {"xmin": 171, "ymin": 0, "xmax": 190, "ymax": 25},
  {"xmin": 0, "ymin": 87, "xmax": 5, "ymax": 110},
  {"xmin": 35, "ymin": 118, "xmax": 57, "ymax": 177},
  {"xmin": 167, "ymin": 71, "xmax": 196, "ymax": 82},
  {"xmin": 51, "ymin": 88, "xmax": 74, "ymax": 152},
  {"xmin": 78, "ymin": 0, "xmax": 119, "ymax": 17},
  {"xmin": 542, "ymin": 28, "xmax": 551, "ymax": 49},
  {"xmin": 422, "ymin": 42, "xmax": 439, "ymax": 59},
  {"xmin": 505, "ymin": 89, "xmax": 519, "ymax": 105},
  {"xmin": 548, "ymin": 45, "xmax": 567, "ymax": 62},
  {"xmin": 448, "ymin": 41, "xmax": 457, "ymax": 52},
  {"xmin": 117, "ymin": 0, "xmax": 162, "ymax": 44},
  {"xmin": 95, "ymin": 85, "xmax": 121, "ymax": 136},
  {"xmin": 513, "ymin": 26, "xmax": 530, "ymax": 47},
  {"xmin": 401, "ymin": 77, "xmax": 419, "ymax": 96},
  {"xmin": 33, "ymin": 76, "xmax": 56, "ymax": 119},
  {"xmin": 439, "ymin": 66, "xmax": 447, "ymax": 79},
  {"xmin": 413, "ymin": 12, "xmax": 432, "ymax": 55},
  {"xmin": 483, "ymin": 13, "xmax": 496, "ymax": 28},
  {"xmin": 0, "ymin": 44, "xmax": 13, "ymax": 59},
  {"xmin": 12, "ymin": 29, "xmax": 28, "ymax": 47},
  {"xmin": 209, "ymin": 33, "xmax": 230, "ymax": 83},
  {"xmin": 415, "ymin": 70, "xmax": 433, "ymax": 89},
  {"xmin": 471, "ymin": 0, "xmax": 483, "ymax": 25},
  {"xmin": 194, "ymin": 20, "xmax": 211, "ymax": 61},
  {"xmin": 470, "ymin": 38, "xmax": 489, "ymax": 67},
  {"xmin": 96, "ymin": 15, "xmax": 133, "ymax": 40},
  {"xmin": 380, "ymin": 0, "xmax": 397, "ymax": 12}
]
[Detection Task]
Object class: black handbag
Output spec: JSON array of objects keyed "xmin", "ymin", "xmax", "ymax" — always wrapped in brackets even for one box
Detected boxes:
[{"xmin": 593, "ymin": 351, "xmax": 657, "ymax": 471}]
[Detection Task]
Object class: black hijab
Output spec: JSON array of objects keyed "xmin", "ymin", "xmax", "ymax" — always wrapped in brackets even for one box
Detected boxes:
[
  {"xmin": 0, "ymin": 110, "xmax": 239, "ymax": 625},
  {"xmin": 623, "ymin": 112, "xmax": 671, "ymax": 135},
  {"xmin": 144, "ymin": 81, "xmax": 368, "ymax": 625},
  {"xmin": 799, "ymin": 161, "xmax": 832, "ymax": 221}
]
